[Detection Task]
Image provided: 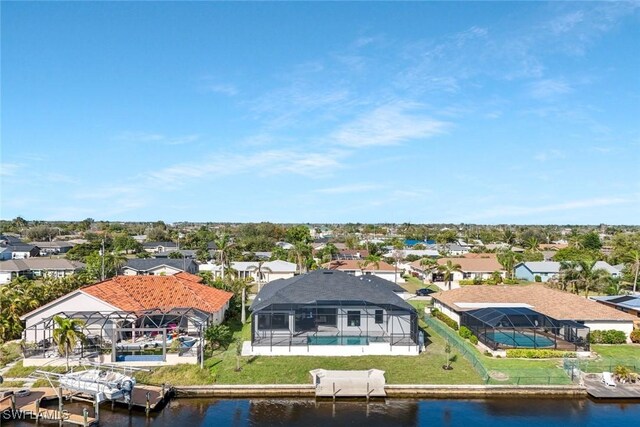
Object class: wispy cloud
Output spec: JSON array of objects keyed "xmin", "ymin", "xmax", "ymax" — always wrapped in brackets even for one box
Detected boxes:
[
  {"xmin": 204, "ymin": 83, "xmax": 238, "ymax": 96},
  {"xmin": 528, "ymin": 78, "xmax": 573, "ymax": 99},
  {"xmin": 473, "ymin": 196, "xmax": 632, "ymax": 220},
  {"xmin": 147, "ymin": 148, "xmax": 348, "ymax": 185},
  {"xmin": 315, "ymin": 183, "xmax": 384, "ymax": 194},
  {"xmin": 0, "ymin": 163, "xmax": 22, "ymax": 177},
  {"xmin": 534, "ymin": 149, "xmax": 565, "ymax": 162},
  {"xmin": 331, "ymin": 102, "xmax": 449, "ymax": 148},
  {"xmin": 115, "ymin": 132, "xmax": 200, "ymax": 146}
]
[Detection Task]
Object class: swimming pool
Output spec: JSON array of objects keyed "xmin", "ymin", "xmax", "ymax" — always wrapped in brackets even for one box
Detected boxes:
[
  {"xmin": 307, "ymin": 336, "xmax": 369, "ymax": 345},
  {"xmin": 486, "ymin": 331, "xmax": 555, "ymax": 348}
]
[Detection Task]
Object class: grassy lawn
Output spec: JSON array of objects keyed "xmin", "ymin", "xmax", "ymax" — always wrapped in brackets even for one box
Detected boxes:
[
  {"xmin": 425, "ymin": 317, "xmax": 572, "ymax": 385},
  {"xmin": 401, "ymin": 277, "xmax": 439, "ymax": 294},
  {"xmin": 592, "ymin": 344, "xmax": 640, "ymax": 359},
  {"xmin": 138, "ymin": 319, "xmax": 483, "ymax": 386},
  {"xmin": 3, "ymin": 361, "xmax": 66, "ymax": 378},
  {"xmin": 0, "ymin": 342, "xmax": 22, "ymax": 368}
]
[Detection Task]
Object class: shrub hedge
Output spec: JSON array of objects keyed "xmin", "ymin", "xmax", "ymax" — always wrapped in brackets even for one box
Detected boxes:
[
  {"xmin": 431, "ymin": 308, "xmax": 459, "ymax": 330},
  {"xmin": 469, "ymin": 335, "xmax": 479, "ymax": 345},
  {"xmin": 459, "ymin": 326, "xmax": 472, "ymax": 339},
  {"xmin": 630, "ymin": 329, "xmax": 640, "ymax": 344},
  {"xmin": 506, "ymin": 349, "xmax": 576, "ymax": 359},
  {"xmin": 588, "ymin": 329, "xmax": 627, "ymax": 344}
]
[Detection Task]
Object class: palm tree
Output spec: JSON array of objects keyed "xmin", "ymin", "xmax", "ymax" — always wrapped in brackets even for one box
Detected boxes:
[
  {"xmin": 52, "ymin": 315, "xmax": 86, "ymax": 370},
  {"xmin": 292, "ymin": 241, "xmax": 312, "ymax": 274},
  {"xmin": 437, "ymin": 260, "xmax": 462, "ymax": 290},
  {"xmin": 362, "ymin": 254, "xmax": 381, "ymax": 271},
  {"xmin": 525, "ymin": 237, "xmax": 540, "ymax": 252},
  {"xmin": 419, "ymin": 258, "xmax": 438, "ymax": 282},
  {"xmin": 497, "ymin": 250, "xmax": 518, "ymax": 279},
  {"xmin": 623, "ymin": 249, "xmax": 640, "ymax": 294},
  {"xmin": 214, "ymin": 233, "xmax": 235, "ymax": 281},
  {"xmin": 502, "ymin": 229, "xmax": 516, "ymax": 246}
]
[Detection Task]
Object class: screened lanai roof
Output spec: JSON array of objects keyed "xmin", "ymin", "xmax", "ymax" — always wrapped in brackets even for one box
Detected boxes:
[
  {"xmin": 464, "ymin": 307, "xmax": 556, "ymax": 328},
  {"xmin": 27, "ymin": 307, "xmax": 211, "ymax": 331}
]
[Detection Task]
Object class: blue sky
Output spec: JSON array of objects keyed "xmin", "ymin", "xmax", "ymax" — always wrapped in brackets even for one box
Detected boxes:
[{"xmin": 2, "ymin": 2, "xmax": 639, "ymax": 224}]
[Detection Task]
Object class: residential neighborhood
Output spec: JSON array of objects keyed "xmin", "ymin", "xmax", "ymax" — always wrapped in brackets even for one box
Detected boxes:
[{"xmin": 1, "ymin": 1, "xmax": 640, "ymax": 424}]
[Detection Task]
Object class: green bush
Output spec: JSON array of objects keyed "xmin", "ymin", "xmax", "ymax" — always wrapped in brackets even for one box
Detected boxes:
[
  {"xmin": 458, "ymin": 280, "xmax": 476, "ymax": 286},
  {"xmin": 431, "ymin": 308, "xmax": 459, "ymax": 330},
  {"xmin": 503, "ymin": 278, "xmax": 520, "ymax": 285},
  {"xmin": 534, "ymin": 275, "xmax": 542, "ymax": 282},
  {"xmin": 588, "ymin": 329, "xmax": 627, "ymax": 344},
  {"xmin": 459, "ymin": 326, "xmax": 472, "ymax": 339},
  {"xmin": 506, "ymin": 349, "xmax": 576, "ymax": 359},
  {"xmin": 470, "ymin": 335, "xmax": 479, "ymax": 345},
  {"xmin": 630, "ymin": 329, "xmax": 640, "ymax": 344}
]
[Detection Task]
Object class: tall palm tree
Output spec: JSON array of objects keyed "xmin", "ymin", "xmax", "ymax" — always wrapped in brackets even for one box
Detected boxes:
[
  {"xmin": 623, "ymin": 249, "xmax": 640, "ymax": 294},
  {"xmin": 292, "ymin": 241, "xmax": 312, "ymax": 274},
  {"xmin": 419, "ymin": 258, "xmax": 438, "ymax": 281},
  {"xmin": 525, "ymin": 237, "xmax": 540, "ymax": 252},
  {"xmin": 497, "ymin": 250, "xmax": 518, "ymax": 279},
  {"xmin": 437, "ymin": 260, "xmax": 462, "ymax": 290},
  {"xmin": 214, "ymin": 233, "xmax": 235, "ymax": 281},
  {"xmin": 52, "ymin": 315, "xmax": 86, "ymax": 370}
]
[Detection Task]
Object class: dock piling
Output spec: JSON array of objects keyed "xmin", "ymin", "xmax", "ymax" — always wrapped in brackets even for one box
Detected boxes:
[{"xmin": 83, "ymin": 408, "xmax": 89, "ymax": 427}]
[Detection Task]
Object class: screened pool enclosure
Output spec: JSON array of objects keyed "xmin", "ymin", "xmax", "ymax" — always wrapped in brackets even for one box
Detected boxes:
[{"xmin": 460, "ymin": 307, "xmax": 589, "ymax": 351}]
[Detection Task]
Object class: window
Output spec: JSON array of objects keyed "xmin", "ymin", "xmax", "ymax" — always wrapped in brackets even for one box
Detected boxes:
[
  {"xmin": 347, "ymin": 311, "xmax": 361, "ymax": 327},
  {"xmin": 375, "ymin": 310, "xmax": 384, "ymax": 324},
  {"xmin": 257, "ymin": 313, "xmax": 289, "ymax": 330}
]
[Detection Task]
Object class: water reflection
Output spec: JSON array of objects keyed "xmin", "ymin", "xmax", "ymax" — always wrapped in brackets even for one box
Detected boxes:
[{"xmin": 7, "ymin": 397, "xmax": 640, "ymax": 426}]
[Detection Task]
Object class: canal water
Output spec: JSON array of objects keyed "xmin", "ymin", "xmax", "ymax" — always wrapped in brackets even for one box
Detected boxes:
[{"xmin": 6, "ymin": 397, "xmax": 640, "ymax": 426}]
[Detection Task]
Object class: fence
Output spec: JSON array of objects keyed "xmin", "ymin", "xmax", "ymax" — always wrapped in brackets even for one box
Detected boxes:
[
  {"xmin": 424, "ymin": 315, "xmax": 488, "ymax": 380},
  {"xmin": 577, "ymin": 358, "xmax": 639, "ymax": 374},
  {"xmin": 424, "ymin": 314, "xmax": 572, "ymax": 385}
]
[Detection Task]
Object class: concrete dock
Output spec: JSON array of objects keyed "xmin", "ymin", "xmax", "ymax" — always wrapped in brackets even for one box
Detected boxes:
[{"xmin": 584, "ymin": 377, "xmax": 640, "ymax": 399}]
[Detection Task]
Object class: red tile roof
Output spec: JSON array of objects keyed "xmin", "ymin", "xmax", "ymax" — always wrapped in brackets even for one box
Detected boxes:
[{"xmin": 82, "ymin": 273, "xmax": 233, "ymax": 313}]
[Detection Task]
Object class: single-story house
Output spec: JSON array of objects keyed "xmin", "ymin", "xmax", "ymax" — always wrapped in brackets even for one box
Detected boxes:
[
  {"xmin": 155, "ymin": 249, "xmax": 197, "ymax": 259},
  {"xmin": 121, "ymin": 258, "xmax": 199, "ymax": 276},
  {"xmin": 142, "ymin": 241, "xmax": 178, "ymax": 253},
  {"xmin": 432, "ymin": 285, "xmax": 636, "ymax": 348},
  {"xmin": 246, "ymin": 269, "xmax": 419, "ymax": 356},
  {"xmin": 590, "ymin": 295, "xmax": 640, "ymax": 325},
  {"xmin": 323, "ymin": 259, "xmax": 403, "ymax": 283},
  {"xmin": 3, "ymin": 243, "xmax": 40, "ymax": 259},
  {"xmin": 199, "ymin": 260, "xmax": 297, "ymax": 283},
  {"xmin": 382, "ymin": 249, "xmax": 440, "ymax": 260},
  {"xmin": 411, "ymin": 257, "xmax": 504, "ymax": 282},
  {"xmin": 0, "ymin": 258, "xmax": 85, "ymax": 284},
  {"xmin": 31, "ymin": 241, "xmax": 75, "ymax": 255},
  {"xmin": 20, "ymin": 272, "xmax": 233, "ymax": 366},
  {"xmin": 514, "ymin": 261, "xmax": 621, "ymax": 282}
]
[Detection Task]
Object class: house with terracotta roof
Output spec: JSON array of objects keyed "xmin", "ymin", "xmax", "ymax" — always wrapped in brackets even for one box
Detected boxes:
[
  {"xmin": 20, "ymin": 272, "xmax": 233, "ymax": 366},
  {"xmin": 323, "ymin": 259, "xmax": 403, "ymax": 283},
  {"xmin": 431, "ymin": 284, "xmax": 636, "ymax": 351}
]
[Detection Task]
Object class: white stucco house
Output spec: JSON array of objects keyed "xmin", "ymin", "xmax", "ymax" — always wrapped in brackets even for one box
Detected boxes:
[{"xmin": 323, "ymin": 259, "xmax": 404, "ymax": 284}]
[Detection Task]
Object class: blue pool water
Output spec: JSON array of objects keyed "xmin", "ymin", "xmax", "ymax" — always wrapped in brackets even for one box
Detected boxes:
[
  {"xmin": 487, "ymin": 331, "xmax": 555, "ymax": 348},
  {"xmin": 308, "ymin": 336, "xmax": 369, "ymax": 345}
]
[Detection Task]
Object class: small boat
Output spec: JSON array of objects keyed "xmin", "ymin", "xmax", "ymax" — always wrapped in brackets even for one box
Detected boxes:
[{"xmin": 58, "ymin": 369, "xmax": 136, "ymax": 402}]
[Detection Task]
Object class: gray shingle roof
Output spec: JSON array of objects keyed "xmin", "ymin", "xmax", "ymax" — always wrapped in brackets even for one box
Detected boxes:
[{"xmin": 251, "ymin": 269, "xmax": 415, "ymax": 312}]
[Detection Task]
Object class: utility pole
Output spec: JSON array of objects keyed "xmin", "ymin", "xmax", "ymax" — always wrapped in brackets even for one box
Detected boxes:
[{"xmin": 101, "ymin": 238, "xmax": 105, "ymax": 281}]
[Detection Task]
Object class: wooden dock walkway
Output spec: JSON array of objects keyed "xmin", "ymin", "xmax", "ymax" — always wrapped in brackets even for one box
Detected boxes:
[
  {"xmin": 0, "ymin": 388, "xmax": 97, "ymax": 426},
  {"xmin": 584, "ymin": 377, "xmax": 640, "ymax": 399}
]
